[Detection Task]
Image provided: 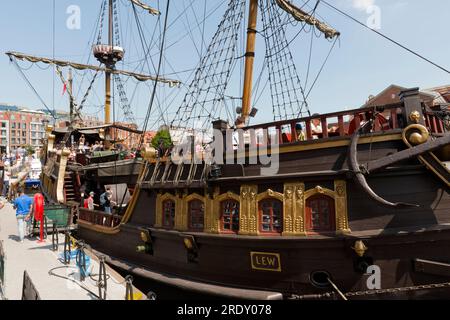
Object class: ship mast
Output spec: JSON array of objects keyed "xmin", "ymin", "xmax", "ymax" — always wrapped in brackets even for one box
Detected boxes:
[
  {"xmin": 68, "ymin": 68, "xmax": 74, "ymax": 124},
  {"xmin": 105, "ymin": 0, "xmax": 113, "ymax": 124},
  {"xmin": 237, "ymin": 0, "xmax": 258, "ymax": 128}
]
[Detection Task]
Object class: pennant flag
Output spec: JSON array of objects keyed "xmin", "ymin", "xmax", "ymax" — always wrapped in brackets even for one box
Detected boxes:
[{"xmin": 62, "ymin": 83, "xmax": 67, "ymax": 96}]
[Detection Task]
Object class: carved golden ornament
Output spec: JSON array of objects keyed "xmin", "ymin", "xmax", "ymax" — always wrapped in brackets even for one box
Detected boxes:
[
  {"xmin": 267, "ymin": 189, "xmax": 274, "ymax": 197},
  {"xmin": 336, "ymin": 186, "xmax": 345, "ymax": 197},
  {"xmin": 227, "ymin": 191, "xmax": 233, "ymax": 198},
  {"xmin": 183, "ymin": 238, "xmax": 193, "ymax": 250},
  {"xmin": 315, "ymin": 186, "xmax": 325, "ymax": 194},
  {"xmin": 409, "ymin": 111, "xmax": 422, "ymax": 124},
  {"xmin": 295, "ymin": 188, "xmax": 304, "ymax": 200},
  {"xmin": 285, "ymin": 187, "xmax": 293, "ymax": 199},
  {"xmin": 140, "ymin": 231, "xmax": 150, "ymax": 242},
  {"xmin": 402, "ymin": 124, "xmax": 430, "ymax": 146},
  {"xmin": 352, "ymin": 240, "xmax": 368, "ymax": 257}
]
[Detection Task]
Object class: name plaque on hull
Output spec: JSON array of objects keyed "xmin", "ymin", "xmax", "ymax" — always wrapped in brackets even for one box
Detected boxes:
[{"xmin": 250, "ymin": 252, "xmax": 281, "ymax": 272}]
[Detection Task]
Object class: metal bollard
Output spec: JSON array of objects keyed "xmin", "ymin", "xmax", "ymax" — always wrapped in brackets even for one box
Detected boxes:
[
  {"xmin": 125, "ymin": 275, "xmax": 134, "ymax": 300},
  {"xmin": 63, "ymin": 231, "xmax": 71, "ymax": 264},
  {"xmin": 76, "ymin": 241, "xmax": 87, "ymax": 282},
  {"xmin": 44, "ymin": 216, "xmax": 48, "ymax": 239},
  {"xmin": 98, "ymin": 256, "xmax": 107, "ymax": 300},
  {"xmin": 51, "ymin": 223, "xmax": 58, "ymax": 251}
]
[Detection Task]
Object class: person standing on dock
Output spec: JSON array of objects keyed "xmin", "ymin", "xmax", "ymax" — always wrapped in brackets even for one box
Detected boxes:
[{"xmin": 13, "ymin": 188, "xmax": 33, "ymax": 243}]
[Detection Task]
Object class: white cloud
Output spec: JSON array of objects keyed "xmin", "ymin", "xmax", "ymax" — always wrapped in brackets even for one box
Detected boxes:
[{"xmin": 352, "ymin": 0, "xmax": 375, "ymax": 11}]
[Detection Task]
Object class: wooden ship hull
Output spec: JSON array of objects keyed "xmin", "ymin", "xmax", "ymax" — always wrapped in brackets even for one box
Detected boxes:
[{"xmin": 76, "ymin": 92, "xmax": 450, "ymax": 300}]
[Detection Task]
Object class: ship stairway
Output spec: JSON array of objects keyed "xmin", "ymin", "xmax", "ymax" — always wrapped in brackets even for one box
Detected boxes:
[
  {"xmin": 63, "ymin": 172, "xmax": 77, "ymax": 202},
  {"xmin": 418, "ymin": 152, "xmax": 450, "ymax": 188}
]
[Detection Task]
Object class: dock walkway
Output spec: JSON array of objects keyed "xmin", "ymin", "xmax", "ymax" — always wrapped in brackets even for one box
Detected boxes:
[{"xmin": 0, "ymin": 201, "xmax": 143, "ymax": 300}]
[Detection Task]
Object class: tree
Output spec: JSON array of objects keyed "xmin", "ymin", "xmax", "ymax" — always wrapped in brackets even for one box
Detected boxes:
[
  {"xmin": 151, "ymin": 129, "xmax": 172, "ymax": 150},
  {"xmin": 24, "ymin": 144, "xmax": 35, "ymax": 156}
]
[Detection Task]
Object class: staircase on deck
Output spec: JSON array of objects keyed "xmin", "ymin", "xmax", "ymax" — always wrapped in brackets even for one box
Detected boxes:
[{"xmin": 64, "ymin": 172, "xmax": 76, "ymax": 203}]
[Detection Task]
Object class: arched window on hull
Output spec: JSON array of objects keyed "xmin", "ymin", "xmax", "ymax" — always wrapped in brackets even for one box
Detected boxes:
[
  {"xmin": 162, "ymin": 200, "xmax": 175, "ymax": 229},
  {"xmin": 306, "ymin": 195, "xmax": 335, "ymax": 233},
  {"xmin": 188, "ymin": 200, "xmax": 204, "ymax": 232},
  {"xmin": 259, "ymin": 199, "xmax": 283, "ymax": 235},
  {"xmin": 221, "ymin": 200, "xmax": 239, "ymax": 233}
]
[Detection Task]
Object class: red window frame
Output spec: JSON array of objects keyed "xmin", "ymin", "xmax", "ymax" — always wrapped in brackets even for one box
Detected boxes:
[
  {"xmin": 258, "ymin": 199, "xmax": 283, "ymax": 235},
  {"xmin": 306, "ymin": 195, "xmax": 336, "ymax": 233},
  {"xmin": 188, "ymin": 200, "xmax": 204, "ymax": 232},
  {"xmin": 220, "ymin": 200, "xmax": 239, "ymax": 233},
  {"xmin": 162, "ymin": 199, "xmax": 175, "ymax": 229}
]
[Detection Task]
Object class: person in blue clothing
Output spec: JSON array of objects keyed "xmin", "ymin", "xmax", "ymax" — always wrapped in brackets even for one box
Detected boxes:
[{"xmin": 13, "ymin": 188, "xmax": 33, "ymax": 243}]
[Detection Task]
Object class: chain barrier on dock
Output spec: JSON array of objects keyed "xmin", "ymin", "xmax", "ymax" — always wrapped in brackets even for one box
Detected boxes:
[
  {"xmin": 75, "ymin": 241, "xmax": 87, "ymax": 282},
  {"xmin": 51, "ymin": 223, "xmax": 58, "ymax": 251},
  {"xmin": 63, "ymin": 231, "xmax": 72, "ymax": 264},
  {"xmin": 97, "ymin": 256, "xmax": 108, "ymax": 300}
]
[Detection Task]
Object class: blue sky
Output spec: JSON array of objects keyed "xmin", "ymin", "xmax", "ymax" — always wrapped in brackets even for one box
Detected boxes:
[{"xmin": 0, "ymin": 0, "xmax": 449, "ymax": 130}]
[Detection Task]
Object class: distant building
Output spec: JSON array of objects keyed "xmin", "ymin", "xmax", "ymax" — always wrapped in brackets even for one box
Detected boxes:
[
  {"xmin": 144, "ymin": 131, "xmax": 157, "ymax": 146},
  {"xmin": 107, "ymin": 121, "xmax": 140, "ymax": 150},
  {"xmin": 362, "ymin": 84, "xmax": 450, "ymax": 109},
  {"xmin": 0, "ymin": 104, "xmax": 52, "ymax": 154}
]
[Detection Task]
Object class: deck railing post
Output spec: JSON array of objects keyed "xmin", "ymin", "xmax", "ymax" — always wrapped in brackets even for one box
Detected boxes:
[{"xmin": 400, "ymin": 88, "xmax": 424, "ymax": 126}]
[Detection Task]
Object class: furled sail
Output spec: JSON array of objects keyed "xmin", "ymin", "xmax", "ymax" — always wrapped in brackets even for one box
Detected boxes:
[
  {"xmin": 130, "ymin": 0, "xmax": 160, "ymax": 15},
  {"xmin": 5, "ymin": 51, "xmax": 180, "ymax": 87},
  {"xmin": 275, "ymin": 0, "xmax": 340, "ymax": 39}
]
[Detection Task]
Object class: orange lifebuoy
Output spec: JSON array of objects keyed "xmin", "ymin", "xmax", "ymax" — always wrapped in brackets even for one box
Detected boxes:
[{"xmin": 34, "ymin": 193, "xmax": 44, "ymax": 221}]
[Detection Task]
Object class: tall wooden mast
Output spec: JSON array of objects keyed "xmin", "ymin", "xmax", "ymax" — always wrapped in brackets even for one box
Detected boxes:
[
  {"xmin": 68, "ymin": 68, "xmax": 74, "ymax": 124},
  {"xmin": 105, "ymin": 0, "xmax": 113, "ymax": 124},
  {"xmin": 237, "ymin": 0, "xmax": 258, "ymax": 128}
]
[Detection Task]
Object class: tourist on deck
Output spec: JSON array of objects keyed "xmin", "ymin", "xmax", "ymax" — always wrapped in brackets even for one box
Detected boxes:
[
  {"xmin": 78, "ymin": 134, "xmax": 86, "ymax": 152},
  {"xmin": 91, "ymin": 141, "xmax": 99, "ymax": 152},
  {"xmin": 310, "ymin": 114, "xmax": 338, "ymax": 139},
  {"xmin": 85, "ymin": 191, "xmax": 96, "ymax": 211},
  {"xmin": 295, "ymin": 123, "xmax": 306, "ymax": 141},
  {"xmin": 13, "ymin": 188, "xmax": 33, "ymax": 243},
  {"xmin": 100, "ymin": 187, "xmax": 115, "ymax": 214}
]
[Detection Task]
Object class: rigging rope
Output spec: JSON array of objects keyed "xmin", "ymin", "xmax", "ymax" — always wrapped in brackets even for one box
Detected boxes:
[
  {"xmin": 9, "ymin": 58, "xmax": 56, "ymax": 119},
  {"xmin": 260, "ymin": 0, "xmax": 310, "ymax": 121},
  {"xmin": 170, "ymin": 0, "xmax": 246, "ymax": 138}
]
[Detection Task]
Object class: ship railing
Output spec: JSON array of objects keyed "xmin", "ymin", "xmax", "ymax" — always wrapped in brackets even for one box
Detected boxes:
[
  {"xmin": 237, "ymin": 103, "xmax": 405, "ymax": 146},
  {"xmin": 424, "ymin": 111, "xmax": 447, "ymax": 134},
  {"xmin": 78, "ymin": 208, "xmax": 122, "ymax": 228}
]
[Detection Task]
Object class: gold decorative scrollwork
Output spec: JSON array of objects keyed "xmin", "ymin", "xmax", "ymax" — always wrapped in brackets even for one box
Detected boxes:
[
  {"xmin": 239, "ymin": 185, "xmax": 258, "ymax": 235},
  {"xmin": 402, "ymin": 124, "xmax": 430, "ymax": 146},
  {"xmin": 283, "ymin": 183, "xmax": 306, "ymax": 236}
]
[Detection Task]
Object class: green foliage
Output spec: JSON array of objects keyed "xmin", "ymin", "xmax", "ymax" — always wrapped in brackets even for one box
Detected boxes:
[
  {"xmin": 151, "ymin": 130, "xmax": 172, "ymax": 149},
  {"xmin": 24, "ymin": 145, "xmax": 35, "ymax": 156}
]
